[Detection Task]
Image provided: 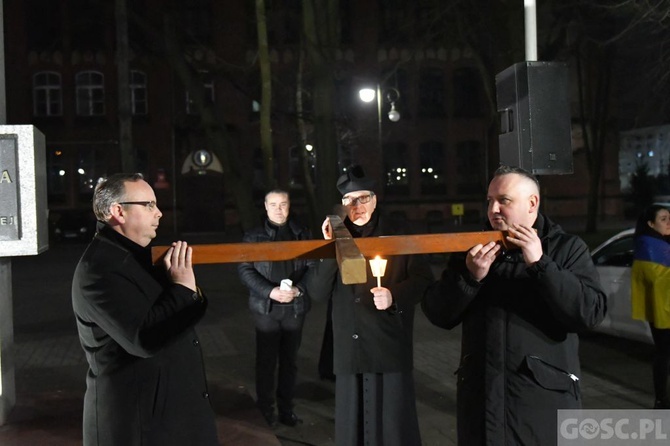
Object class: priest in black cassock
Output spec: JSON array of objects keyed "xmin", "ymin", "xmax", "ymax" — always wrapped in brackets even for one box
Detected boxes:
[{"xmin": 305, "ymin": 165, "xmax": 433, "ymax": 446}]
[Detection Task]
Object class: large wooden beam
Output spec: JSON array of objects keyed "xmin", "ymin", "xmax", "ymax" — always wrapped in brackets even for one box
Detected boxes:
[
  {"xmin": 330, "ymin": 215, "xmax": 366, "ymax": 284},
  {"xmin": 151, "ymin": 230, "xmax": 507, "ymax": 262}
]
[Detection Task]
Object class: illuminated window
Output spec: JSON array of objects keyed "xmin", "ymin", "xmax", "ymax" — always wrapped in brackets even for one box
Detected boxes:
[
  {"xmin": 420, "ymin": 141, "xmax": 446, "ymax": 194},
  {"xmin": 383, "ymin": 142, "xmax": 410, "ymax": 196}
]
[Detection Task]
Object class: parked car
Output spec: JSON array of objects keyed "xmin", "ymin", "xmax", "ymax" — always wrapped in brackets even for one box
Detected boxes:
[
  {"xmin": 590, "ymin": 228, "xmax": 653, "ymax": 344},
  {"xmin": 50, "ymin": 210, "xmax": 97, "ymax": 243}
]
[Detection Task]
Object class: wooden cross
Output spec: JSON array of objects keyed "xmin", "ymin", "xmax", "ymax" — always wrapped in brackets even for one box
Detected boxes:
[{"xmin": 151, "ymin": 215, "xmax": 510, "ymax": 284}]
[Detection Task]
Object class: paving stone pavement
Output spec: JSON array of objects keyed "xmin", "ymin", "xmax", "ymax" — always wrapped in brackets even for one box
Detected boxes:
[{"xmin": 1, "ymin": 225, "xmax": 657, "ymax": 445}]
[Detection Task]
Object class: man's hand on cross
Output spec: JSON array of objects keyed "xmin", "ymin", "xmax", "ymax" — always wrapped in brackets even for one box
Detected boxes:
[
  {"xmin": 163, "ymin": 241, "xmax": 197, "ymax": 292},
  {"xmin": 321, "ymin": 217, "xmax": 333, "ymax": 240},
  {"xmin": 465, "ymin": 241, "xmax": 501, "ymax": 282}
]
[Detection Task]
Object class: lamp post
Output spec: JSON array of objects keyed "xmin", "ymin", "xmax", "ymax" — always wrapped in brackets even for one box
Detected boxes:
[{"xmin": 359, "ymin": 85, "xmax": 400, "ymax": 187}]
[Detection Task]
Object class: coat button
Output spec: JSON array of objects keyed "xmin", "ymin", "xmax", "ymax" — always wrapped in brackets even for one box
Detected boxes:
[
  {"xmin": 202, "ymin": 392, "xmax": 209, "ymax": 399},
  {"xmin": 193, "ymin": 339, "xmax": 200, "ymax": 346},
  {"xmin": 355, "ymin": 297, "xmax": 360, "ymax": 303},
  {"xmin": 352, "ymin": 334, "xmax": 359, "ymax": 340}
]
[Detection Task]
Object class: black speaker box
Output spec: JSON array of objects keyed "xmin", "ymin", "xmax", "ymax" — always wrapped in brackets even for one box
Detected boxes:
[{"xmin": 496, "ymin": 61, "xmax": 573, "ymax": 175}]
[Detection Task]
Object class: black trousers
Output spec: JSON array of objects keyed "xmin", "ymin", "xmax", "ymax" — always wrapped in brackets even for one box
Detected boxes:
[
  {"xmin": 253, "ymin": 304, "xmax": 305, "ymax": 414},
  {"xmin": 650, "ymin": 324, "xmax": 670, "ymax": 402}
]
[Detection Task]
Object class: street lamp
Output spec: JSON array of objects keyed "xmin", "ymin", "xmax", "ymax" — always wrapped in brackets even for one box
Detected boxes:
[
  {"xmin": 359, "ymin": 84, "xmax": 401, "ymax": 192},
  {"xmin": 358, "ymin": 85, "xmax": 401, "ymax": 124}
]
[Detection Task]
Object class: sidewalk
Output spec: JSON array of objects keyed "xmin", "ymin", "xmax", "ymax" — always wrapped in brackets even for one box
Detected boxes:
[{"xmin": 1, "ymin": 224, "xmax": 654, "ymax": 445}]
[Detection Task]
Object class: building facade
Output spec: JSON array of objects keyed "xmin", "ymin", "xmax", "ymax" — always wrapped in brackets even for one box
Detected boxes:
[{"xmin": 3, "ymin": 0, "xmax": 623, "ymax": 234}]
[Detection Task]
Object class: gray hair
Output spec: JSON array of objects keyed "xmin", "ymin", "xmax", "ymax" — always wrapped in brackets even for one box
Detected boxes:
[{"xmin": 93, "ymin": 173, "xmax": 144, "ymax": 221}]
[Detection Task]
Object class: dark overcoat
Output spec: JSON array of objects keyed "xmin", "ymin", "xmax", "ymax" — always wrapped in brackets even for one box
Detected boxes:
[
  {"xmin": 422, "ymin": 214, "xmax": 607, "ymax": 446},
  {"xmin": 306, "ymin": 211, "xmax": 433, "ymax": 445},
  {"xmin": 71, "ymin": 224, "xmax": 218, "ymax": 446}
]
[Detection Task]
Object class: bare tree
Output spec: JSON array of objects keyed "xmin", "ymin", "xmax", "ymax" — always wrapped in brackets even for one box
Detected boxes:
[
  {"xmin": 302, "ymin": 0, "xmax": 341, "ymax": 222},
  {"xmin": 255, "ymin": 0, "xmax": 276, "ymax": 189},
  {"xmin": 115, "ymin": 0, "xmax": 135, "ymax": 172}
]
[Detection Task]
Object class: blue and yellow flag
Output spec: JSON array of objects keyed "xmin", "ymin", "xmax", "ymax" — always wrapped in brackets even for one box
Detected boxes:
[{"xmin": 631, "ymin": 235, "xmax": 670, "ymax": 328}]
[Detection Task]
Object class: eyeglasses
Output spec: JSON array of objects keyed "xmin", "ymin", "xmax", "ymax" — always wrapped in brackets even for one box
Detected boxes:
[
  {"xmin": 118, "ymin": 201, "xmax": 157, "ymax": 211},
  {"xmin": 342, "ymin": 193, "xmax": 375, "ymax": 207}
]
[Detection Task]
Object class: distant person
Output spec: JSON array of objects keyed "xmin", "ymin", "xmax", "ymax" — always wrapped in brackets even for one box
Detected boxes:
[
  {"xmin": 71, "ymin": 173, "xmax": 218, "ymax": 446},
  {"xmin": 422, "ymin": 165, "xmax": 607, "ymax": 445},
  {"xmin": 238, "ymin": 189, "xmax": 314, "ymax": 427},
  {"xmin": 631, "ymin": 204, "xmax": 670, "ymax": 409},
  {"xmin": 306, "ymin": 165, "xmax": 433, "ymax": 446}
]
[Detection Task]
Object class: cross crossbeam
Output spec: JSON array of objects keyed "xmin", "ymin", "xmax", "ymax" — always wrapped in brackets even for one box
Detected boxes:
[{"xmin": 151, "ymin": 215, "xmax": 509, "ymax": 284}]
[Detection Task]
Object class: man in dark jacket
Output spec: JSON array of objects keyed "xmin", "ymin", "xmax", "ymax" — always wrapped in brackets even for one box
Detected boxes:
[
  {"xmin": 422, "ymin": 165, "xmax": 607, "ymax": 446},
  {"xmin": 238, "ymin": 189, "xmax": 314, "ymax": 427},
  {"xmin": 307, "ymin": 165, "xmax": 433, "ymax": 446},
  {"xmin": 71, "ymin": 173, "xmax": 218, "ymax": 446}
]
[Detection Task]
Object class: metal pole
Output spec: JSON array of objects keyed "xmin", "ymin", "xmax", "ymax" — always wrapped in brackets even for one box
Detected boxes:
[
  {"xmin": 524, "ymin": 0, "xmax": 537, "ymax": 61},
  {"xmin": 376, "ymin": 82, "xmax": 383, "ymax": 190}
]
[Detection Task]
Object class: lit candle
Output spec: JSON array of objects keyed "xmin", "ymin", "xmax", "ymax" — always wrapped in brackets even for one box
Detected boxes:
[{"xmin": 368, "ymin": 255, "xmax": 388, "ymax": 288}]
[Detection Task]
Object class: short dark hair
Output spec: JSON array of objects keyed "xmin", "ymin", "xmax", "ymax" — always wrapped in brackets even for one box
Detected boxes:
[
  {"xmin": 265, "ymin": 189, "xmax": 289, "ymax": 202},
  {"xmin": 635, "ymin": 204, "xmax": 669, "ymax": 238},
  {"xmin": 93, "ymin": 173, "xmax": 144, "ymax": 221},
  {"xmin": 493, "ymin": 165, "xmax": 540, "ymax": 193}
]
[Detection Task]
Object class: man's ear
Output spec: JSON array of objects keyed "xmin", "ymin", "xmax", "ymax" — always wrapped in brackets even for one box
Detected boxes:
[
  {"xmin": 108, "ymin": 203, "xmax": 126, "ymax": 225},
  {"xmin": 529, "ymin": 194, "xmax": 540, "ymax": 214}
]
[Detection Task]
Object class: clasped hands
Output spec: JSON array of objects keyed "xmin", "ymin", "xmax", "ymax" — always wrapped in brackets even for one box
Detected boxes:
[{"xmin": 270, "ymin": 286, "xmax": 301, "ymax": 303}]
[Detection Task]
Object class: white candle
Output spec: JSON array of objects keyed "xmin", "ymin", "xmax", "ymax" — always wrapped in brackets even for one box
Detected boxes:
[{"xmin": 369, "ymin": 255, "xmax": 388, "ymax": 288}]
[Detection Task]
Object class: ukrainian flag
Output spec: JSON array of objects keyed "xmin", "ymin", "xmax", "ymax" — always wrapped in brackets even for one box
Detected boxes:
[{"xmin": 631, "ymin": 235, "xmax": 670, "ymax": 328}]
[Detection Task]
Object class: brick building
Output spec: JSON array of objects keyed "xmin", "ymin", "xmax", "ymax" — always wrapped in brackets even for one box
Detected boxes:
[{"xmin": 3, "ymin": 0, "xmax": 623, "ymax": 234}]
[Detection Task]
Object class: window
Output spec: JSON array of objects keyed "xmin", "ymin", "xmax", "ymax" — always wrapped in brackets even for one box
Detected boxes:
[
  {"xmin": 456, "ymin": 141, "xmax": 484, "ymax": 195},
  {"xmin": 70, "ymin": 0, "xmax": 106, "ymax": 50},
  {"xmin": 289, "ymin": 145, "xmax": 316, "ymax": 189},
  {"xmin": 384, "ymin": 142, "xmax": 410, "ymax": 196},
  {"xmin": 283, "ymin": 0, "xmax": 302, "ymax": 44},
  {"xmin": 76, "ymin": 71, "xmax": 105, "ymax": 116},
  {"xmin": 186, "ymin": 75, "xmax": 215, "ymax": 115},
  {"xmin": 181, "ymin": 0, "xmax": 213, "ymax": 44},
  {"xmin": 592, "ymin": 236, "xmax": 634, "ymax": 267},
  {"xmin": 379, "ymin": 0, "xmax": 412, "ymax": 43},
  {"xmin": 27, "ymin": 0, "xmax": 61, "ymax": 50},
  {"xmin": 33, "ymin": 72, "xmax": 62, "ymax": 117},
  {"xmin": 130, "ymin": 70, "xmax": 148, "ymax": 115},
  {"xmin": 453, "ymin": 67, "xmax": 483, "ymax": 118},
  {"xmin": 418, "ymin": 68, "xmax": 445, "ymax": 118},
  {"xmin": 420, "ymin": 141, "xmax": 446, "ymax": 194}
]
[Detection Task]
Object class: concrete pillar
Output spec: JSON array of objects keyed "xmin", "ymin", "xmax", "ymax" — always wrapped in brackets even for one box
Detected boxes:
[{"xmin": 0, "ymin": 126, "xmax": 48, "ymax": 426}]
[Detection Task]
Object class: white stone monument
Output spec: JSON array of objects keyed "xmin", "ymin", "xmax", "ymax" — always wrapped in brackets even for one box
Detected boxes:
[{"xmin": 0, "ymin": 125, "xmax": 48, "ymax": 425}]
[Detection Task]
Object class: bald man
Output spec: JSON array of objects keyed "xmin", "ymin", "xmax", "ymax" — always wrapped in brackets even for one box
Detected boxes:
[{"xmin": 422, "ymin": 165, "xmax": 607, "ymax": 446}]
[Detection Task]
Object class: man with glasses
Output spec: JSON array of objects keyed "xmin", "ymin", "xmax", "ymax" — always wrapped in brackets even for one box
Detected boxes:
[
  {"xmin": 72, "ymin": 173, "xmax": 218, "ymax": 446},
  {"xmin": 238, "ymin": 189, "xmax": 314, "ymax": 427},
  {"xmin": 306, "ymin": 165, "xmax": 433, "ymax": 446}
]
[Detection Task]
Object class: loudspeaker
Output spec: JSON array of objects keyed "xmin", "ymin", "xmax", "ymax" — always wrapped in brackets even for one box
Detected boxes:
[{"xmin": 496, "ymin": 61, "xmax": 573, "ymax": 175}]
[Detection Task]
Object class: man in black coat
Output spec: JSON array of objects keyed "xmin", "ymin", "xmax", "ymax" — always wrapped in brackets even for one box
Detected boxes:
[
  {"xmin": 71, "ymin": 173, "xmax": 218, "ymax": 446},
  {"xmin": 422, "ymin": 165, "xmax": 607, "ymax": 446},
  {"xmin": 306, "ymin": 165, "xmax": 433, "ymax": 446},
  {"xmin": 238, "ymin": 189, "xmax": 314, "ymax": 427}
]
